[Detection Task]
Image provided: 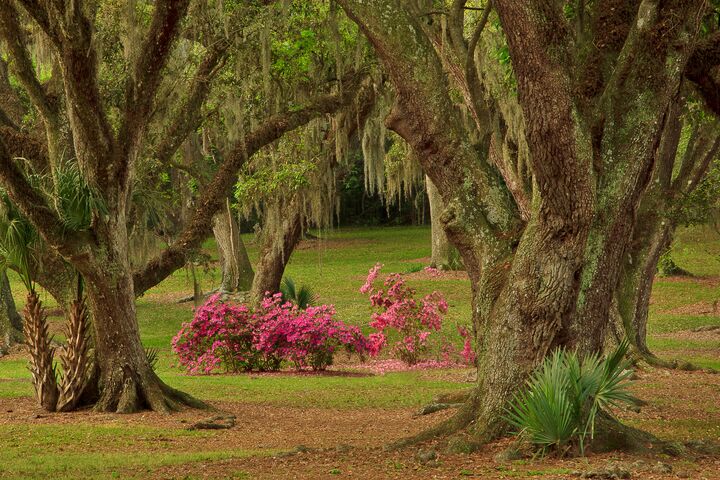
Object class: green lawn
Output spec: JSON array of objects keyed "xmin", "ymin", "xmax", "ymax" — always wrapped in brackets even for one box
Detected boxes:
[{"xmin": 0, "ymin": 225, "xmax": 718, "ymax": 479}]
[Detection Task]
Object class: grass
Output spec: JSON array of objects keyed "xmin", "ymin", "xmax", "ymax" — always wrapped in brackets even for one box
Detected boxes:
[{"xmin": 0, "ymin": 225, "xmax": 718, "ymax": 478}]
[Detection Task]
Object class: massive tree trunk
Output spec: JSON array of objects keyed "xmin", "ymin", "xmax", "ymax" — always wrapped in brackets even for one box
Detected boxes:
[
  {"xmin": 250, "ymin": 201, "xmax": 303, "ymax": 304},
  {"xmin": 426, "ymin": 176, "xmax": 452, "ymax": 269},
  {"xmin": 339, "ymin": 0, "xmax": 709, "ymax": 445},
  {"xmin": 82, "ymin": 214, "xmax": 203, "ymax": 413},
  {"xmin": 0, "ymin": 270, "xmax": 21, "ymax": 349},
  {"xmin": 212, "ymin": 200, "xmax": 254, "ymax": 293}
]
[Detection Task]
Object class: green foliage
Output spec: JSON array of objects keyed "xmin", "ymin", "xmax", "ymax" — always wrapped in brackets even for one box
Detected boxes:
[
  {"xmin": 0, "ymin": 191, "xmax": 38, "ymax": 291},
  {"xmin": 657, "ymin": 251, "xmax": 690, "ymax": 277},
  {"xmin": 279, "ymin": 276, "xmax": 315, "ymax": 309},
  {"xmin": 673, "ymin": 161, "xmax": 720, "ymax": 230},
  {"xmin": 234, "ymin": 160, "xmax": 315, "ymax": 204},
  {"xmin": 506, "ymin": 342, "xmax": 639, "ymax": 455},
  {"xmin": 272, "ymin": 29, "xmax": 317, "ymax": 80},
  {"xmin": 53, "ymin": 163, "xmax": 107, "ymax": 232}
]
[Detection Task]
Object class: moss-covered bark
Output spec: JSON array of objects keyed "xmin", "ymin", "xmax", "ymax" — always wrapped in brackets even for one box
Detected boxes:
[{"xmin": 339, "ymin": 0, "xmax": 711, "ymax": 446}]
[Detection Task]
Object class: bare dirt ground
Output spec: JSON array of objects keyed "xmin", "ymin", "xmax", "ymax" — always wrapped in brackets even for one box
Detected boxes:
[{"xmin": 1, "ymin": 367, "xmax": 719, "ymax": 479}]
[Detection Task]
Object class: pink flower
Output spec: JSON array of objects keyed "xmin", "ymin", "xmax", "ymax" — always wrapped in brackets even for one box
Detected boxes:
[
  {"xmin": 360, "ymin": 263, "xmax": 383, "ymax": 294},
  {"xmin": 424, "ymin": 266, "xmax": 442, "ymax": 277}
]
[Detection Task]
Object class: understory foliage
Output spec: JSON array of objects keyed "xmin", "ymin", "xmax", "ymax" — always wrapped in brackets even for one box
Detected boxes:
[
  {"xmin": 172, "ymin": 293, "xmax": 370, "ymax": 373},
  {"xmin": 279, "ymin": 277, "xmax": 315, "ymax": 309},
  {"xmin": 506, "ymin": 342, "xmax": 640, "ymax": 455},
  {"xmin": 360, "ymin": 263, "xmax": 452, "ymax": 365}
]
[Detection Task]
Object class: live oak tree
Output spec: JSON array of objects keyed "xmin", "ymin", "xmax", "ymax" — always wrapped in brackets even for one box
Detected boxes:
[
  {"xmin": 615, "ymin": 104, "xmax": 720, "ymax": 362},
  {"xmin": 0, "ymin": 0, "xmax": 366, "ymax": 412},
  {"xmin": 337, "ymin": 0, "xmax": 720, "ymax": 444}
]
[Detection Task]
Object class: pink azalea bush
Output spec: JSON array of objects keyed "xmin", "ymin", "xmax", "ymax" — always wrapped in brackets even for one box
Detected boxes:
[
  {"xmin": 172, "ymin": 294, "xmax": 370, "ymax": 373},
  {"xmin": 172, "ymin": 296, "xmax": 281, "ymax": 374},
  {"xmin": 360, "ymin": 263, "xmax": 449, "ymax": 365},
  {"xmin": 254, "ymin": 293, "xmax": 371, "ymax": 370}
]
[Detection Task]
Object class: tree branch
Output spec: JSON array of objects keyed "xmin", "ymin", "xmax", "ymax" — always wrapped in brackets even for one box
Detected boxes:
[
  {"xmin": 0, "ymin": 137, "xmax": 77, "ymax": 255},
  {"xmin": 115, "ymin": 0, "xmax": 192, "ymax": 189},
  {"xmin": 686, "ymin": 32, "xmax": 720, "ymax": 117},
  {"xmin": 0, "ymin": 127, "xmax": 49, "ymax": 172},
  {"xmin": 0, "ymin": 1, "xmax": 59, "ymax": 126},
  {"xmin": 132, "ymin": 73, "xmax": 369, "ymax": 296},
  {"xmin": 152, "ymin": 38, "xmax": 230, "ymax": 168}
]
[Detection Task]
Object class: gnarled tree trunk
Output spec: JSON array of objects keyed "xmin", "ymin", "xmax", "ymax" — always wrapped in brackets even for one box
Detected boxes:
[
  {"xmin": 426, "ymin": 176, "xmax": 452, "ymax": 269},
  {"xmin": 339, "ymin": 0, "xmax": 709, "ymax": 446}
]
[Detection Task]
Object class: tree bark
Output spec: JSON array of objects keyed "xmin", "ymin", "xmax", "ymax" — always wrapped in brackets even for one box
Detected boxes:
[
  {"xmin": 250, "ymin": 201, "xmax": 303, "ymax": 304},
  {"xmin": 426, "ymin": 176, "xmax": 452, "ymax": 269},
  {"xmin": 0, "ymin": 270, "xmax": 21, "ymax": 349},
  {"xmin": 340, "ymin": 0, "xmax": 710, "ymax": 447},
  {"xmin": 82, "ymin": 216, "xmax": 204, "ymax": 413},
  {"xmin": 212, "ymin": 200, "xmax": 254, "ymax": 293}
]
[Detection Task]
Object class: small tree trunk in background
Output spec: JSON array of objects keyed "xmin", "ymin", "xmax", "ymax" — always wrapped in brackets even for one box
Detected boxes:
[
  {"xmin": 426, "ymin": 176, "xmax": 451, "ymax": 269},
  {"xmin": 250, "ymin": 203, "xmax": 303, "ymax": 304},
  {"xmin": 212, "ymin": 199, "xmax": 254, "ymax": 293},
  {"xmin": 617, "ymin": 216, "xmax": 673, "ymax": 358},
  {"xmin": 0, "ymin": 270, "xmax": 22, "ymax": 349}
]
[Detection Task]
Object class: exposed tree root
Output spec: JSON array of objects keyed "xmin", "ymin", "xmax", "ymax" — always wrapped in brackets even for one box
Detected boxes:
[
  {"xmin": 387, "ymin": 390, "xmax": 481, "ymax": 450},
  {"xmin": 414, "ymin": 402, "xmax": 464, "ymax": 417},
  {"xmin": 94, "ymin": 367, "xmax": 209, "ymax": 414},
  {"xmin": 633, "ymin": 348, "xmax": 718, "ymax": 374}
]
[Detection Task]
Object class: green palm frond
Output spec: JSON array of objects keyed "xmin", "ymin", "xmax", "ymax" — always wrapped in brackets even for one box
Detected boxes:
[
  {"xmin": 280, "ymin": 276, "xmax": 315, "ymax": 309},
  {"xmin": 0, "ymin": 190, "xmax": 38, "ymax": 291},
  {"xmin": 506, "ymin": 350, "xmax": 578, "ymax": 451},
  {"xmin": 53, "ymin": 162, "xmax": 107, "ymax": 232},
  {"xmin": 505, "ymin": 342, "xmax": 639, "ymax": 455}
]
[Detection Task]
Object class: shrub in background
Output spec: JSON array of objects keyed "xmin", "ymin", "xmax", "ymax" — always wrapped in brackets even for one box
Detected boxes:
[
  {"xmin": 360, "ymin": 263, "xmax": 449, "ymax": 365},
  {"xmin": 172, "ymin": 294, "xmax": 370, "ymax": 373},
  {"xmin": 254, "ymin": 293, "xmax": 370, "ymax": 370},
  {"xmin": 172, "ymin": 296, "xmax": 281, "ymax": 374},
  {"xmin": 505, "ymin": 341, "xmax": 640, "ymax": 456}
]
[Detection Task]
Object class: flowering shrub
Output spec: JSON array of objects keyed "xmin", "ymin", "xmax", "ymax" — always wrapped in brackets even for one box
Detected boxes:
[
  {"xmin": 172, "ymin": 294, "xmax": 370, "ymax": 374},
  {"xmin": 254, "ymin": 293, "xmax": 370, "ymax": 370},
  {"xmin": 172, "ymin": 296, "xmax": 281, "ymax": 374},
  {"xmin": 360, "ymin": 263, "xmax": 449, "ymax": 365},
  {"xmin": 457, "ymin": 325, "xmax": 476, "ymax": 366}
]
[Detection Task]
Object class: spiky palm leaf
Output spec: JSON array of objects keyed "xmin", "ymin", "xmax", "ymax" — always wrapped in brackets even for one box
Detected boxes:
[
  {"xmin": 57, "ymin": 296, "xmax": 92, "ymax": 412},
  {"xmin": 0, "ymin": 191, "xmax": 38, "ymax": 291},
  {"xmin": 506, "ymin": 342, "xmax": 639, "ymax": 455},
  {"xmin": 506, "ymin": 350, "xmax": 578, "ymax": 452},
  {"xmin": 53, "ymin": 162, "xmax": 107, "ymax": 231},
  {"xmin": 23, "ymin": 290, "xmax": 58, "ymax": 412},
  {"xmin": 280, "ymin": 276, "xmax": 315, "ymax": 309}
]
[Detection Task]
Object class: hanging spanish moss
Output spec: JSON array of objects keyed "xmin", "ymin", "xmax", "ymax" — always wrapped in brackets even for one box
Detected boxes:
[
  {"xmin": 361, "ymin": 109, "xmax": 386, "ymax": 197},
  {"xmin": 383, "ymin": 132, "xmax": 424, "ymax": 207}
]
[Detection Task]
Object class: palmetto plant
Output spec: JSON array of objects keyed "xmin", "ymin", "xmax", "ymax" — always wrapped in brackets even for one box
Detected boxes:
[
  {"xmin": 0, "ymin": 191, "xmax": 59, "ymax": 410},
  {"xmin": 22, "ymin": 288, "xmax": 59, "ymax": 411},
  {"xmin": 0, "ymin": 164, "xmax": 103, "ymax": 412},
  {"xmin": 280, "ymin": 276, "xmax": 316, "ymax": 309},
  {"xmin": 505, "ymin": 341, "xmax": 639, "ymax": 455},
  {"xmin": 57, "ymin": 278, "xmax": 92, "ymax": 412}
]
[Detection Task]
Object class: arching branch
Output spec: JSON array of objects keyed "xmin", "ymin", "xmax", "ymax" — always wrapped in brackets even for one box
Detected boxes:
[
  {"xmin": 133, "ymin": 73, "xmax": 370, "ymax": 295},
  {"xmin": 0, "ymin": 1, "xmax": 59, "ymax": 126},
  {"xmin": 152, "ymin": 38, "xmax": 231, "ymax": 168},
  {"xmin": 115, "ymin": 0, "xmax": 192, "ymax": 189}
]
